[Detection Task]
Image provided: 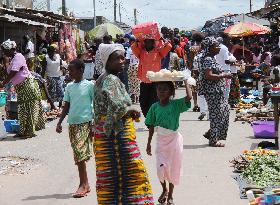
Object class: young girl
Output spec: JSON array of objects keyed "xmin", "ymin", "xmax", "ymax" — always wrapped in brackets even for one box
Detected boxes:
[
  {"xmin": 145, "ymin": 80, "xmax": 192, "ymax": 205},
  {"xmin": 56, "ymin": 59, "xmax": 94, "ymax": 198}
]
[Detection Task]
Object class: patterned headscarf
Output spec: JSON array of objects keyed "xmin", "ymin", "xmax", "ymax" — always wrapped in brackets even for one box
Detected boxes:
[
  {"xmin": 1, "ymin": 39, "xmax": 17, "ymax": 50},
  {"xmin": 201, "ymin": 36, "xmax": 219, "ymax": 58},
  {"xmin": 99, "ymin": 43, "xmax": 125, "ymax": 67}
]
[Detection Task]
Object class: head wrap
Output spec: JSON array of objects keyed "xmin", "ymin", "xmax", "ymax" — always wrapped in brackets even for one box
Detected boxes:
[
  {"xmin": 201, "ymin": 36, "xmax": 219, "ymax": 58},
  {"xmin": 99, "ymin": 43, "xmax": 125, "ymax": 67},
  {"xmin": 1, "ymin": 39, "xmax": 17, "ymax": 50}
]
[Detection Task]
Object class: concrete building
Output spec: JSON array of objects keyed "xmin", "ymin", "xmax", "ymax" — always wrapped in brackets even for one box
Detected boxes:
[{"xmin": 77, "ymin": 16, "xmax": 109, "ymax": 32}]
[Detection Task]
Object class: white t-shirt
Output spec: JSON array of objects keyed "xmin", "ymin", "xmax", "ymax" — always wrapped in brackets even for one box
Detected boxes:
[
  {"xmin": 216, "ymin": 44, "xmax": 230, "ymax": 72},
  {"xmin": 46, "ymin": 54, "xmax": 66, "ymax": 77},
  {"xmin": 83, "ymin": 62, "xmax": 95, "ymax": 80},
  {"xmin": 25, "ymin": 41, "xmax": 35, "ymax": 59},
  {"xmin": 126, "ymin": 47, "xmax": 139, "ymax": 65}
]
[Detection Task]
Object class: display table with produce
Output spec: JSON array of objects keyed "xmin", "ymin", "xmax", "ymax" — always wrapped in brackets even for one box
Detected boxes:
[{"xmin": 230, "ymin": 148, "xmax": 280, "ymax": 203}]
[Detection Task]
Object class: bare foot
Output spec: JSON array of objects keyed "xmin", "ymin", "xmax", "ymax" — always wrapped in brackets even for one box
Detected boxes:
[{"xmin": 72, "ymin": 184, "xmax": 91, "ymax": 198}]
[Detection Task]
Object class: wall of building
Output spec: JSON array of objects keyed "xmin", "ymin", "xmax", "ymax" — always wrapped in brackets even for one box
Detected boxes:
[{"xmin": 78, "ymin": 16, "xmax": 109, "ymax": 32}]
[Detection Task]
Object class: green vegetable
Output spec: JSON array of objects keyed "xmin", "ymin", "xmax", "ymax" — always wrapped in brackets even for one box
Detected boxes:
[{"xmin": 241, "ymin": 155, "xmax": 280, "ymax": 188}]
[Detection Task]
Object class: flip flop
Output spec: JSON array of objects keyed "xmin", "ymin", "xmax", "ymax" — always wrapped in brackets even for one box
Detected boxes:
[
  {"xmin": 167, "ymin": 199, "xmax": 175, "ymax": 205},
  {"xmin": 158, "ymin": 191, "xmax": 168, "ymax": 204},
  {"xmin": 72, "ymin": 188, "xmax": 91, "ymax": 198},
  {"xmin": 209, "ymin": 141, "xmax": 225, "ymax": 147}
]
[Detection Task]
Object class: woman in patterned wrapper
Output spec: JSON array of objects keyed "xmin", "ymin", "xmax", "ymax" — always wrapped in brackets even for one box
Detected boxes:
[
  {"xmin": 93, "ymin": 43, "xmax": 154, "ymax": 205},
  {"xmin": 0, "ymin": 39, "xmax": 45, "ymax": 138},
  {"xmin": 198, "ymin": 37, "xmax": 232, "ymax": 147}
]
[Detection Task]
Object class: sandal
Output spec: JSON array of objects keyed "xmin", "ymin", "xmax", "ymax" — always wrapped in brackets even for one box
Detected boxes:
[
  {"xmin": 167, "ymin": 199, "xmax": 175, "ymax": 205},
  {"xmin": 209, "ymin": 141, "xmax": 225, "ymax": 147},
  {"xmin": 158, "ymin": 190, "xmax": 168, "ymax": 204},
  {"xmin": 203, "ymin": 130, "xmax": 210, "ymax": 139},
  {"xmin": 192, "ymin": 106, "xmax": 199, "ymax": 112},
  {"xmin": 72, "ymin": 188, "xmax": 91, "ymax": 198},
  {"xmin": 198, "ymin": 113, "xmax": 206, "ymax": 121}
]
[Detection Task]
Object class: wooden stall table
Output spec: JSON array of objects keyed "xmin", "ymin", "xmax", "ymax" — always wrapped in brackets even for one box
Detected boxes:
[{"xmin": 270, "ymin": 93, "xmax": 280, "ymax": 149}]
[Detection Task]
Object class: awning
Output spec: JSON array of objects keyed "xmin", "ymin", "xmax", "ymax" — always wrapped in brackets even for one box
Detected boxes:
[{"xmin": 0, "ymin": 14, "xmax": 54, "ymax": 27}]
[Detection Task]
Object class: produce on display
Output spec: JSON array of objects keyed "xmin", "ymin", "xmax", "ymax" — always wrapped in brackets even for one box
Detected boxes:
[{"xmin": 231, "ymin": 148, "xmax": 280, "ymax": 188}]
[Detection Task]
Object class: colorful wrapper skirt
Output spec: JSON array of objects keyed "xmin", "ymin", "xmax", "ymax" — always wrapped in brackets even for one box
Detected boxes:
[
  {"xmin": 127, "ymin": 64, "xmax": 141, "ymax": 97},
  {"xmin": 68, "ymin": 122, "xmax": 92, "ymax": 164},
  {"xmin": 47, "ymin": 76, "xmax": 64, "ymax": 102},
  {"xmin": 228, "ymin": 74, "xmax": 241, "ymax": 106},
  {"xmin": 16, "ymin": 77, "xmax": 45, "ymax": 137},
  {"xmin": 94, "ymin": 117, "xmax": 154, "ymax": 205}
]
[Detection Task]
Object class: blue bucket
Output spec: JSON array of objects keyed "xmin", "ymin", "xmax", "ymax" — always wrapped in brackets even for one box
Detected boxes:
[
  {"xmin": 4, "ymin": 120, "xmax": 18, "ymax": 133},
  {"xmin": 11, "ymin": 122, "xmax": 20, "ymax": 133}
]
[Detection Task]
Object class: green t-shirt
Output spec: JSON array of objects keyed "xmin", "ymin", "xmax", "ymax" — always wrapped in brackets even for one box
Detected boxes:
[
  {"xmin": 145, "ymin": 97, "xmax": 191, "ymax": 131},
  {"xmin": 64, "ymin": 79, "xmax": 94, "ymax": 125}
]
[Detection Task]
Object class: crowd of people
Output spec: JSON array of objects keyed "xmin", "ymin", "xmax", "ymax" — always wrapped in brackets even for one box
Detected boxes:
[{"xmin": 1, "ymin": 24, "xmax": 280, "ymax": 204}]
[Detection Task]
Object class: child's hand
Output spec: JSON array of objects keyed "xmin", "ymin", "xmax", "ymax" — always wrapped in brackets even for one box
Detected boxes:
[
  {"xmin": 146, "ymin": 144, "xmax": 152, "ymax": 156},
  {"xmin": 89, "ymin": 125, "xmax": 95, "ymax": 139},
  {"xmin": 56, "ymin": 123, "xmax": 63, "ymax": 133}
]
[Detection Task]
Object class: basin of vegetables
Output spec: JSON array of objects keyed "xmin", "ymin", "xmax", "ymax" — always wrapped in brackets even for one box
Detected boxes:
[{"xmin": 231, "ymin": 149, "xmax": 280, "ymax": 188}]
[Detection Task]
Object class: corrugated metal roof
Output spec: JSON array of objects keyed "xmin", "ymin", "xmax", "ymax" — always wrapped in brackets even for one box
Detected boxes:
[{"xmin": 0, "ymin": 14, "xmax": 54, "ymax": 27}]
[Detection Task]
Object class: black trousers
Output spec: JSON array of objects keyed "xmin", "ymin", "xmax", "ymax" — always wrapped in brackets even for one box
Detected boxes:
[
  {"xmin": 118, "ymin": 63, "xmax": 129, "ymax": 92},
  {"xmin": 140, "ymin": 82, "xmax": 158, "ymax": 117}
]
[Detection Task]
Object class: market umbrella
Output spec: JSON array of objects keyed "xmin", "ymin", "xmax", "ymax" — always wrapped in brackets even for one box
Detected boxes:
[
  {"xmin": 224, "ymin": 22, "xmax": 271, "ymax": 37},
  {"xmin": 87, "ymin": 23, "xmax": 124, "ymax": 41},
  {"xmin": 224, "ymin": 22, "xmax": 271, "ymax": 57}
]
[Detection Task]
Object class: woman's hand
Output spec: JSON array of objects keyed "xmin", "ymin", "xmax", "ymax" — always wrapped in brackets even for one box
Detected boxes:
[
  {"xmin": 56, "ymin": 123, "xmax": 63, "ymax": 133},
  {"xmin": 89, "ymin": 125, "xmax": 95, "ymax": 139},
  {"xmin": 146, "ymin": 143, "xmax": 152, "ymax": 156},
  {"xmin": 222, "ymin": 73, "xmax": 233, "ymax": 79}
]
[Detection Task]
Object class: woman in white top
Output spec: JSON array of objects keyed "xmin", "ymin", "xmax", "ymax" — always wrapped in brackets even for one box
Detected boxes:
[
  {"xmin": 43, "ymin": 45, "xmax": 66, "ymax": 105},
  {"xmin": 228, "ymin": 53, "xmax": 241, "ymax": 107}
]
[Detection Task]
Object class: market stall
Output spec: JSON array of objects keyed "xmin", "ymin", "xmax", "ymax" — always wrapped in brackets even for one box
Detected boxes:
[{"xmin": 230, "ymin": 148, "xmax": 280, "ymax": 204}]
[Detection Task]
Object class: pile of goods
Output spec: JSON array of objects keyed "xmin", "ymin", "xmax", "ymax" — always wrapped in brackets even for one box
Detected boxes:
[
  {"xmin": 44, "ymin": 109, "xmax": 62, "ymax": 121},
  {"xmin": 235, "ymin": 101, "xmax": 273, "ymax": 122},
  {"xmin": 230, "ymin": 148, "xmax": 280, "ymax": 203},
  {"xmin": 146, "ymin": 69, "xmax": 196, "ymax": 85}
]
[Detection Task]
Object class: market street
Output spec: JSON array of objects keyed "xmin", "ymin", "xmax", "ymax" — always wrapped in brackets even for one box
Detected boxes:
[{"xmin": 0, "ymin": 89, "xmax": 266, "ymax": 205}]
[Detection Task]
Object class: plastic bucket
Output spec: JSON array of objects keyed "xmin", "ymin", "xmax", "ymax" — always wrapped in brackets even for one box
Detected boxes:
[
  {"xmin": 11, "ymin": 122, "xmax": 20, "ymax": 133},
  {"xmin": 4, "ymin": 120, "xmax": 18, "ymax": 133},
  {"xmin": 251, "ymin": 121, "xmax": 275, "ymax": 139}
]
